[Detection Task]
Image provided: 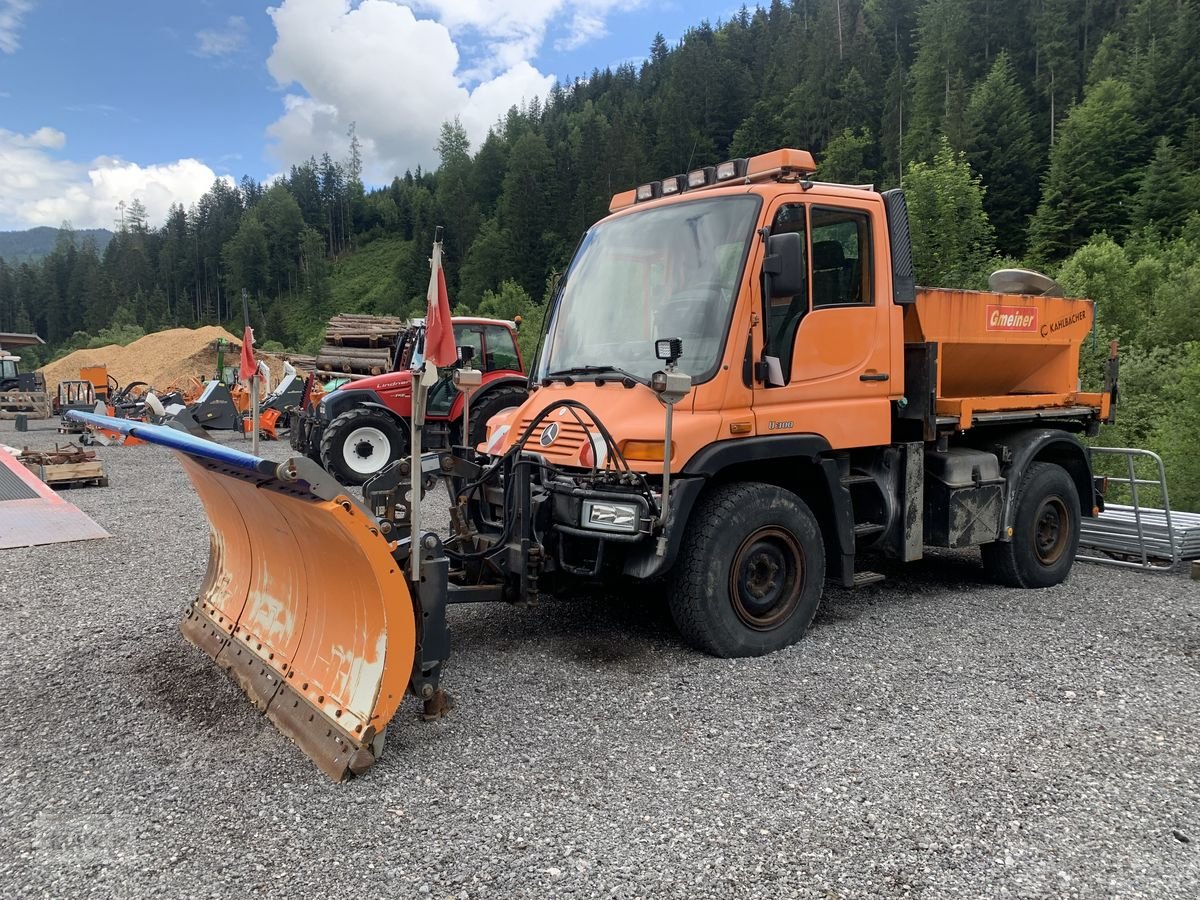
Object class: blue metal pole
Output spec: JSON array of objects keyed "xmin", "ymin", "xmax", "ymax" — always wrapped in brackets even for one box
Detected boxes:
[{"xmin": 66, "ymin": 411, "xmax": 277, "ymax": 476}]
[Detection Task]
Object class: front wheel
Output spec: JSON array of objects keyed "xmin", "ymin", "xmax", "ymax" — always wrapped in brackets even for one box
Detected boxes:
[
  {"xmin": 319, "ymin": 407, "xmax": 408, "ymax": 486},
  {"xmin": 668, "ymin": 482, "xmax": 825, "ymax": 657},
  {"xmin": 982, "ymin": 461, "xmax": 1080, "ymax": 588}
]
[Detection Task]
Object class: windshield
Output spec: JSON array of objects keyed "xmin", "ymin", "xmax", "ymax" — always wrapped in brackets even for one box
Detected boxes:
[
  {"xmin": 0, "ymin": 360, "xmax": 17, "ymax": 379},
  {"xmin": 539, "ymin": 195, "xmax": 759, "ymax": 382}
]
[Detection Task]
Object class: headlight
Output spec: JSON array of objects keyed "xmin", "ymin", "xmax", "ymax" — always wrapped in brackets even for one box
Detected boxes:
[{"xmin": 581, "ymin": 499, "xmax": 640, "ymax": 534}]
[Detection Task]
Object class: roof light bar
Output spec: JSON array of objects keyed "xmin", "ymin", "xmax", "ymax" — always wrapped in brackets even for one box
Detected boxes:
[{"xmin": 609, "ymin": 149, "xmax": 822, "ymax": 212}]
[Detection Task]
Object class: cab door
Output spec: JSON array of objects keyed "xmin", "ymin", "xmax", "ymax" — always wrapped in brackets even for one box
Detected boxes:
[{"xmin": 753, "ymin": 197, "xmax": 895, "ymax": 450}]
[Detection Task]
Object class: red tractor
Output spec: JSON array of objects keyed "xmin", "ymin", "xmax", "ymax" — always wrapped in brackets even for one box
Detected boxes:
[{"xmin": 291, "ymin": 317, "xmax": 528, "ymax": 484}]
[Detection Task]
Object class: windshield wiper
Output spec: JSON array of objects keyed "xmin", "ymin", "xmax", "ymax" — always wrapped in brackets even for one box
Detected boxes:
[{"xmin": 544, "ymin": 365, "xmax": 644, "ymax": 386}]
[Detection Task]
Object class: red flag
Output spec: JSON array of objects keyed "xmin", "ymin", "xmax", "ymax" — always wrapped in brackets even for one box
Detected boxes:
[
  {"xmin": 238, "ymin": 326, "xmax": 257, "ymax": 381},
  {"xmin": 424, "ymin": 239, "xmax": 457, "ymax": 368}
]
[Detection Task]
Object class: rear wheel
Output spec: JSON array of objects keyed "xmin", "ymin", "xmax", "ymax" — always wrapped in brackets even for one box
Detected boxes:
[
  {"xmin": 668, "ymin": 482, "xmax": 825, "ymax": 657},
  {"xmin": 982, "ymin": 462, "xmax": 1080, "ymax": 588},
  {"xmin": 320, "ymin": 407, "xmax": 408, "ymax": 486}
]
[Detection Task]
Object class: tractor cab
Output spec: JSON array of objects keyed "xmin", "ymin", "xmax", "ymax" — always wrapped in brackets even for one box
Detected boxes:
[
  {"xmin": 426, "ymin": 320, "xmax": 523, "ymax": 416},
  {"xmin": 0, "ymin": 355, "xmax": 18, "ymax": 388}
]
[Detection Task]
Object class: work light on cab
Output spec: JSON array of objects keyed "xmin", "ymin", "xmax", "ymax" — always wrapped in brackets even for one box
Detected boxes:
[
  {"xmin": 660, "ymin": 175, "xmax": 686, "ymax": 196},
  {"xmin": 655, "ymin": 337, "xmax": 683, "ymax": 365},
  {"xmin": 635, "ymin": 182, "xmax": 659, "ymax": 202},
  {"xmin": 715, "ymin": 158, "xmax": 748, "ymax": 181}
]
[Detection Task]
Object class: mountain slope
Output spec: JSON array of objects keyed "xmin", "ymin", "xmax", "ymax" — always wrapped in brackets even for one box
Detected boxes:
[{"xmin": 0, "ymin": 227, "xmax": 114, "ymax": 262}]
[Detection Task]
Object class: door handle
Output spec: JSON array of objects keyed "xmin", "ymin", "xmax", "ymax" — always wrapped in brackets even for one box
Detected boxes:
[{"xmin": 860, "ymin": 372, "xmax": 890, "ymax": 382}]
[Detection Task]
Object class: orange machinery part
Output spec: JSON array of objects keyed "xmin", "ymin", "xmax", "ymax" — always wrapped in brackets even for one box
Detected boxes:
[
  {"xmin": 905, "ymin": 288, "xmax": 1105, "ymax": 423},
  {"xmin": 177, "ymin": 454, "xmax": 416, "ymax": 780}
]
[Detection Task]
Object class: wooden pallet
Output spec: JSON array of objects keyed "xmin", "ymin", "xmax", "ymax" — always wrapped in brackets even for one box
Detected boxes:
[
  {"xmin": 22, "ymin": 459, "xmax": 109, "ymax": 488},
  {"xmin": 0, "ymin": 391, "xmax": 52, "ymax": 419}
]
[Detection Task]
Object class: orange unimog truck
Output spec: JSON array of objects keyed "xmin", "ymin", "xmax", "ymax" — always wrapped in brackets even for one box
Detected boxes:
[
  {"xmin": 470, "ymin": 148, "xmax": 1115, "ymax": 659},
  {"xmin": 71, "ymin": 147, "xmax": 1117, "ymax": 779}
]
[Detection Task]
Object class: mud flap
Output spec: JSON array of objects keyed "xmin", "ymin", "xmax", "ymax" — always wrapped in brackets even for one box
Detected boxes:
[{"xmin": 67, "ymin": 410, "xmax": 416, "ymax": 781}]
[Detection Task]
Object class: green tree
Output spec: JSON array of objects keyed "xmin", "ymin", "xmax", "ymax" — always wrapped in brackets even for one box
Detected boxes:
[
  {"xmin": 1131, "ymin": 137, "xmax": 1200, "ymax": 234},
  {"xmin": 902, "ymin": 137, "xmax": 996, "ymax": 286},
  {"xmin": 1029, "ymin": 79, "xmax": 1146, "ymax": 261},
  {"xmin": 1056, "ymin": 235, "xmax": 1145, "ymax": 341},
  {"xmin": 498, "ymin": 131, "xmax": 556, "ymax": 298},
  {"xmin": 965, "ymin": 51, "xmax": 1040, "ymax": 256},
  {"xmin": 1154, "ymin": 342, "xmax": 1200, "ymax": 510},
  {"xmin": 222, "ymin": 213, "xmax": 270, "ymax": 300},
  {"xmin": 906, "ymin": 0, "xmax": 971, "ymax": 162},
  {"xmin": 818, "ymin": 128, "xmax": 878, "ymax": 184},
  {"xmin": 476, "ymin": 279, "xmax": 541, "ymax": 365}
]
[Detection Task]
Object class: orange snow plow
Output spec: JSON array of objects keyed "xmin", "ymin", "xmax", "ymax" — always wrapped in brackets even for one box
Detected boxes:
[{"xmin": 66, "ymin": 410, "xmax": 444, "ymax": 781}]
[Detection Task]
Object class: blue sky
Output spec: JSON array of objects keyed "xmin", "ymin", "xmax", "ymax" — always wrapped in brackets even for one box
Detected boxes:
[{"xmin": 0, "ymin": 0, "xmax": 735, "ymax": 231}]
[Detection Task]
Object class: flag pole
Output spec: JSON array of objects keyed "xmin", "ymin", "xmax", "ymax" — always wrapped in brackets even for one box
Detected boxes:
[
  {"xmin": 242, "ymin": 289, "xmax": 259, "ymax": 455},
  {"xmin": 411, "ymin": 227, "xmax": 444, "ymax": 580}
]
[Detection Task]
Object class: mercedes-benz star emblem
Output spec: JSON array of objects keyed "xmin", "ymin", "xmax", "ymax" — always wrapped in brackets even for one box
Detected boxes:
[{"xmin": 539, "ymin": 422, "xmax": 560, "ymax": 446}]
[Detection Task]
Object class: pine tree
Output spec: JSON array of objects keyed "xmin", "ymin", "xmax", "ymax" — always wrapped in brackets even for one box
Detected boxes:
[
  {"xmin": 965, "ymin": 51, "xmax": 1040, "ymax": 255},
  {"xmin": 499, "ymin": 131, "xmax": 555, "ymax": 298},
  {"xmin": 907, "ymin": 0, "xmax": 971, "ymax": 162},
  {"xmin": 1029, "ymin": 78, "xmax": 1146, "ymax": 261},
  {"xmin": 1131, "ymin": 137, "xmax": 1200, "ymax": 234}
]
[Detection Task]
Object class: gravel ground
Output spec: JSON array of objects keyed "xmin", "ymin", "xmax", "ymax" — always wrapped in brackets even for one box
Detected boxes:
[{"xmin": 0, "ymin": 416, "xmax": 1197, "ymax": 899}]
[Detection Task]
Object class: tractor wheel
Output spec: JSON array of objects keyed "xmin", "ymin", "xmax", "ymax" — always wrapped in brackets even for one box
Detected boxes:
[
  {"xmin": 982, "ymin": 462, "xmax": 1080, "ymax": 588},
  {"xmin": 668, "ymin": 482, "xmax": 825, "ymax": 658},
  {"xmin": 320, "ymin": 407, "xmax": 408, "ymax": 486},
  {"xmin": 461, "ymin": 384, "xmax": 528, "ymax": 449}
]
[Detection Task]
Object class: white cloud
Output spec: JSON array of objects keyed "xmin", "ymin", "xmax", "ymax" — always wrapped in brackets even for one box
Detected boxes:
[
  {"xmin": 194, "ymin": 15, "xmax": 249, "ymax": 58},
  {"xmin": 0, "ymin": 127, "xmax": 230, "ymax": 229},
  {"xmin": 264, "ymin": 0, "xmax": 639, "ymax": 180},
  {"xmin": 0, "ymin": 0, "xmax": 33, "ymax": 55}
]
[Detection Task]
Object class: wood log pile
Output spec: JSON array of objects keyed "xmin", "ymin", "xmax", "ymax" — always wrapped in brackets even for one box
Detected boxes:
[{"xmin": 315, "ymin": 314, "xmax": 407, "ymax": 375}]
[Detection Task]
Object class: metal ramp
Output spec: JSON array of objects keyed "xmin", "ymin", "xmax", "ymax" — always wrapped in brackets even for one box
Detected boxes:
[
  {"xmin": 0, "ymin": 448, "xmax": 109, "ymax": 549},
  {"xmin": 1078, "ymin": 447, "xmax": 1198, "ymax": 571}
]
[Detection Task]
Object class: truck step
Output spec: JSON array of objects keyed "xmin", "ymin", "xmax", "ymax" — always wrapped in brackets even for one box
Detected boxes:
[
  {"xmin": 853, "ymin": 522, "xmax": 886, "ymax": 538},
  {"xmin": 841, "ymin": 473, "xmax": 875, "ymax": 486},
  {"xmin": 851, "ymin": 570, "xmax": 886, "ymax": 588}
]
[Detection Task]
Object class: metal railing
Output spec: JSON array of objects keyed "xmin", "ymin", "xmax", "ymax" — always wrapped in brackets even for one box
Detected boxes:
[{"xmin": 1077, "ymin": 447, "xmax": 1196, "ymax": 571}]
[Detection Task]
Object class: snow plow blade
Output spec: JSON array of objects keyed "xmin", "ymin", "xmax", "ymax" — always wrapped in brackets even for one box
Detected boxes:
[{"xmin": 66, "ymin": 411, "xmax": 416, "ymax": 781}]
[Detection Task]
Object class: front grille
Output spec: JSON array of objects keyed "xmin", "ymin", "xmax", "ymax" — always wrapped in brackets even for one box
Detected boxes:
[{"xmin": 513, "ymin": 413, "xmax": 590, "ymax": 465}]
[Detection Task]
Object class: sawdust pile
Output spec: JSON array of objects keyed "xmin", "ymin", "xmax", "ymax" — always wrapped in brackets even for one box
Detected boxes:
[{"xmin": 38, "ymin": 326, "xmax": 293, "ymax": 393}]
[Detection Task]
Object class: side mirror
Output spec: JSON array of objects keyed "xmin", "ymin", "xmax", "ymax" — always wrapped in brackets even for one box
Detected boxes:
[
  {"xmin": 763, "ymin": 232, "xmax": 805, "ymax": 298},
  {"xmin": 458, "ymin": 344, "xmax": 475, "ymax": 365}
]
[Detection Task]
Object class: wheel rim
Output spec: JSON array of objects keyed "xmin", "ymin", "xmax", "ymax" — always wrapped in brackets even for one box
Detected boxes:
[
  {"xmin": 342, "ymin": 426, "xmax": 391, "ymax": 475},
  {"xmin": 1033, "ymin": 495, "xmax": 1070, "ymax": 565},
  {"xmin": 729, "ymin": 526, "xmax": 805, "ymax": 631}
]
